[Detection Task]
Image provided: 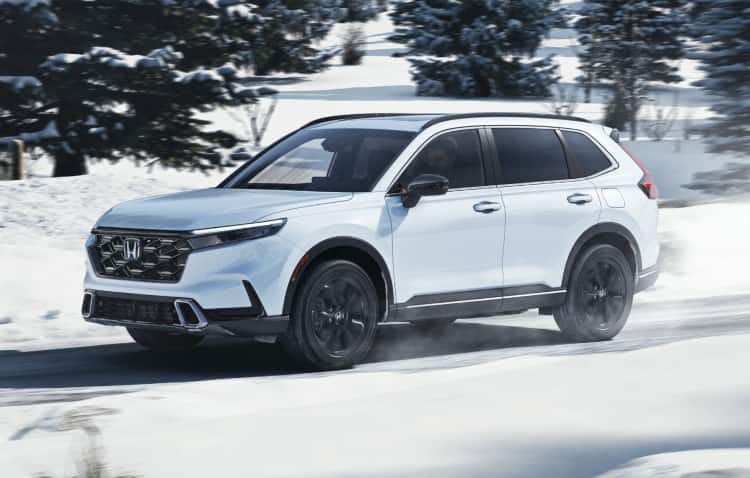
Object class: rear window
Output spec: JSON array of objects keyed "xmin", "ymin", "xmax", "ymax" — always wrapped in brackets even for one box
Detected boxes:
[
  {"xmin": 562, "ymin": 130, "xmax": 612, "ymax": 177},
  {"xmin": 492, "ymin": 128, "xmax": 569, "ymax": 184}
]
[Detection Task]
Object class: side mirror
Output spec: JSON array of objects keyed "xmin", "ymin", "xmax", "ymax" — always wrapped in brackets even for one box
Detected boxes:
[{"xmin": 401, "ymin": 174, "xmax": 449, "ymax": 208}]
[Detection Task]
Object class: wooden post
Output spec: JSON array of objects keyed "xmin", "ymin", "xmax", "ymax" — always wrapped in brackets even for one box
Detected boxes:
[{"xmin": 11, "ymin": 140, "xmax": 23, "ymax": 180}]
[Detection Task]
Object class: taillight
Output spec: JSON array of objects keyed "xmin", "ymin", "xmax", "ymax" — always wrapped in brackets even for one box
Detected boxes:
[{"xmin": 621, "ymin": 145, "xmax": 658, "ymax": 200}]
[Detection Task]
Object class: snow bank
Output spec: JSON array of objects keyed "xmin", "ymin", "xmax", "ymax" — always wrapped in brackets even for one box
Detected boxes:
[
  {"xmin": 0, "ymin": 166, "xmax": 221, "ymax": 347},
  {"xmin": 639, "ymin": 197, "xmax": 750, "ymax": 303}
]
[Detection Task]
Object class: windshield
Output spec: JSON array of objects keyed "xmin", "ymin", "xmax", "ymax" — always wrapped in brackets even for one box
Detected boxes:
[{"xmin": 224, "ymin": 128, "xmax": 416, "ymax": 192}]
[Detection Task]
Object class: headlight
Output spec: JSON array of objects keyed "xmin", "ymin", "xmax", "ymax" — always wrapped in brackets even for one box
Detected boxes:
[{"xmin": 187, "ymin": 218, "xmax": 286, "ymax": 250}]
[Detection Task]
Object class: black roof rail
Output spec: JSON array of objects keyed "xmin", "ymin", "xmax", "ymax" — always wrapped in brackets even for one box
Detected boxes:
[
  {"xmin": 420, "ymin": 112, "xmax": 591, "ymax": 130},
  {"xmin": 302, "ymin": 113, "xmax": 429, "ymax": 128}
]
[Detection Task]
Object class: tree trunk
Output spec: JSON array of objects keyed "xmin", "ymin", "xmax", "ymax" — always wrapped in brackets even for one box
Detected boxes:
[
  {"xmin": 629, "ymin": 93, "xmax": 638, "ymax": 141},
  {"xmin": 53, "ymin": 149, "xmax": 87, "ymax": 177}
]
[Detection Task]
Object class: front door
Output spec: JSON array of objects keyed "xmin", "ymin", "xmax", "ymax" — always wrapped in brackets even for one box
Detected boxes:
[{"xmin": 386, "ymin": 128, "xmax": 505, "ymax": 315}]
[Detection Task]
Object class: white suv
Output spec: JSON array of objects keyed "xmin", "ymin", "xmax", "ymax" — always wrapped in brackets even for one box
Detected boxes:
[{"xmin": 82, "ymin": 113, "xmax": 659, "ymax": 370}]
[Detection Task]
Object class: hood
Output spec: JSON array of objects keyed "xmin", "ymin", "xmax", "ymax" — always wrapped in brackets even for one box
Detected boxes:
[{"xmin": 95, "ymin": 188, "xmax": 352, "ymax": 231}]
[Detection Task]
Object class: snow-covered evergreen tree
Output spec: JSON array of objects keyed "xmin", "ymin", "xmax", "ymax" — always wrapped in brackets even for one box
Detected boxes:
[
  {"xmin": 338, "ymin": 0, "xmax": 382, "ymax": 23},
  {"xmin": 242, "ymin": 0, "xmax": 342, "ymax": 75},
  {"xmin": 389, "ymin": 0, "xmax": 560, "ymax": 97},
  {"xmin": 0, "ymin": 0, "xmax": 276, "ymax": 176},
  {"xmin": 691, "ymin": 0, "xmax": 750, "ymax": 156},
  {"xmin": 575, "ymin": 0, "xmax": 687, "ymax": 139}
]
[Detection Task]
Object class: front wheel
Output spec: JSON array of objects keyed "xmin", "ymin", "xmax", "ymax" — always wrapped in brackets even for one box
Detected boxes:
[
  {"xmin": 554, "ymin": 244, "xmax": 634, "ymax": 341},
  {"xmin": 281, "ymin": 260, "xmax": 379, "ymax": 370},
  {"xmin": 127, "ymin": 328, "xmax": 203, "ymax": 351}
]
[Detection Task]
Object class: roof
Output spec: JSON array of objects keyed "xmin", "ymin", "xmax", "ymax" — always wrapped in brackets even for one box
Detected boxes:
[{"xmin": 307, "ymin": 112, "xmax": 592, "ymax": 132}]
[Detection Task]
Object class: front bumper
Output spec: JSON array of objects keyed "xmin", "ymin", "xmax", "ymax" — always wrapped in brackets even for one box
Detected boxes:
[{"xmin": 82, "ymin": 290, "xmax": 289, "ymax": 337}]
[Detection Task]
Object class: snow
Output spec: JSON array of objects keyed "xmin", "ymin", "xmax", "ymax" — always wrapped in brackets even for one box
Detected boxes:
[
  {"xmin": 639, "ymin": 196, "xmax": 750, "ymax": 304},
  {"xmin": 597, "ymin": 449, "xmax": 750, "ymax": 478},
  {"xmin": 0, "ymin": 167, "xmax": 218, "ymax": 347},
  {"xmin": 0, "ymin": 75, "xmax": 42, "ymax": 92},
  {"xmin": 2, "ymin": 334, "xmax": 750, "ymax": 477}
]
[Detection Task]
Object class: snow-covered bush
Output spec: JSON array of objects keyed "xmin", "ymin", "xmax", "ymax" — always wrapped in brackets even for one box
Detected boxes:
[
  {"xmin": 576, "ymin": 0, "xmax": 687, "ymax": 138},
  {"xmin": 389, "ymin": 0, "xmax": 561, "ymax": 98},
  {"xmin": 341, "ymin": 24, "xmax": 366, "ymax": 65}
]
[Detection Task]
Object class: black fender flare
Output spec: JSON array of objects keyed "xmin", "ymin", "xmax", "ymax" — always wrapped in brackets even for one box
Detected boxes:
[
  {"xmin": 561, "ymin": 222, "xmax": 642, "ymax": 288},
  {"xmin": 282, "ymin": 237, "xmax": 394, "ymax": 316}
]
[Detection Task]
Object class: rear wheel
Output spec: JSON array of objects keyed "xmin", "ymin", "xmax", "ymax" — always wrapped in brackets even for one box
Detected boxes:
[
  {"xmin": 127, "ymin": 328, "xmax": 203, "ymax": 351},
  {"xmin": 282, "ymin": 260, "xmax": 379, "ymax": 370},
  {"xmin": 554, "ymin": 244, "xmax": 634, "ymax": 341}
]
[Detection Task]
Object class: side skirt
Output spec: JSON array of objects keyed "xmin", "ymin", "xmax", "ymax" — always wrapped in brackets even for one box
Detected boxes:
[{"xmin": 388, "ymin": 285, "xmax": 567, "ymax": 322}]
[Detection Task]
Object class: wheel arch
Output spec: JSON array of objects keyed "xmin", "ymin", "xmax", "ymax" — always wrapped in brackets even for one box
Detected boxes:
[
  {"xmin": 562, "ymin": 223, "xmax": 642, "ymax": 288},
  {"xmin": 282, "ymin": 237, "xmax": 394, "ymax": 321}
]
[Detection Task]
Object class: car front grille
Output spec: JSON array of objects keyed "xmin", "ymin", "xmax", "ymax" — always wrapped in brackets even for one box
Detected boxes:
[
  {"xmin": 89, "ymin": 231, "xmax": 192, "ymax": 282},
  {"xmin": 93, "ymin": 295, "xmax": 180, "ymax": 325}
]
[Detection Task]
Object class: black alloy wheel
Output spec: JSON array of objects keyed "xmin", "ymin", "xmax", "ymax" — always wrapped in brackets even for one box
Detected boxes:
[
  {"xmin": 282, "ymin": 260, "xmax": 379, "ymax": 370},
  {"xmin": 310, "ymin": 276, "xmax": 370, "ymax": 357},
  {"xmin": 554, "ymin": 244, "xmax": 634, "ymax": 341}
]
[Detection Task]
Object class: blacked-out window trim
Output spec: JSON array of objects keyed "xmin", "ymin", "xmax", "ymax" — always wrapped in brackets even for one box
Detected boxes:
[
  {"xmin": 555, "ymin": 128, "xmax": 584, "ymax": 178},
  {"xmin": 479, "ymin": 127, "xmax": 499, "ymax": 186}
]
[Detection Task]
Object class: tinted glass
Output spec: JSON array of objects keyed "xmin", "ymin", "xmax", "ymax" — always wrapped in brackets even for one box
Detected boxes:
[
  {"xmin": 229, "ymin": 128, "xmax": 415, "ymax": 192},
  {"xmin": 563, "ymin": 130, "xmax": 612, "ymax": 177},
  {"xmin": 396, "ymin": 129, "xmax": 485, "ymax": 190},
  {"xmin": 493, "ymin": 128, "xmax": 568, "ymax": 184}
]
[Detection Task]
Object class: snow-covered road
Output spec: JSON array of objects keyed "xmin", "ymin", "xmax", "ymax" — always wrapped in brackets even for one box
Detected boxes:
[
  {"xmin": 1, "ymin": 292, "xmax": 749, "ymax": 401},
  {"xmin": 2, "ymin": 293, "xmax": 750, "ymax": 477}
]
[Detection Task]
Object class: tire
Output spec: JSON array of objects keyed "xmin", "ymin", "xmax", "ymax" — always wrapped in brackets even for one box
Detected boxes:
[
  {"xmin": 281, "ymin": 260, "xmax": 379, "ymax": 371},
  {"xmin": 411, "ymin": 318, "xmax": 456, "ymax": 335},
  {"xmin": 127, "ymin": 328, "xmax": 204, "ymax": 351},
  {"xmin": 554, "ymin": 244, "xmax": 634, "ymax": 341}
]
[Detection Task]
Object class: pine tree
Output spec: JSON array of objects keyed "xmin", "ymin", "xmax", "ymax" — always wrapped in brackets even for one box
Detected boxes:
[
  {"xmin": 338, "ymin": 0, "xmax": 382, "ymax": 23},
  {"xmin": 389, "ymin": 0, "xmax": 560, "ymax": 98},
  {"xmin": 575, "ymin": 0, "xmax": 687, "ymax": 139},
  {"xmin": 691, "ymin": 0, "xmax": 750, "ymax": 156},
  {"xmin": 0, "ymin": 0, "xmax": 276, "ymax": 176},
  {"xmin": 243, "ymin": 0, "xmax": 342, "ymax": 75}
]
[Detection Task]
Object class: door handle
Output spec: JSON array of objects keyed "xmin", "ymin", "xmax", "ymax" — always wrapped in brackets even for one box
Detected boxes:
[
  {"xmin": 473, "ymin": 201, "xmax": 502, "ymax": 213},
  {"xmin": 567, "ymin": 193, "xmax": 593, "ymax": 205}
]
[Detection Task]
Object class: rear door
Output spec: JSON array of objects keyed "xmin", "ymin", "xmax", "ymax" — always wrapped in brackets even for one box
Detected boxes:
[{"xmin": 491, "ymin": 127, "xmax": 601, "ymax": 294}]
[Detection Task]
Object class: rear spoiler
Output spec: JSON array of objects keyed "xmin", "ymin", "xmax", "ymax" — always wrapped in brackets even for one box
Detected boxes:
[{"xmin": 603, "ymin": 126, "xmax": 620, "ymax": 143}]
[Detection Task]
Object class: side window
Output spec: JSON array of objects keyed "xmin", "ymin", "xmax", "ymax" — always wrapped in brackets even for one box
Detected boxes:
[
  {"xmin": 396, "ymin": 129, "xmax": 485, "ymax": 190},
  {"xmin": 562, "ymin": 130, "xmax": 612, "ymax": 177},
  {"xmin": 492, "ymin": 128, "xmax": 569, "ymax": 184}
]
